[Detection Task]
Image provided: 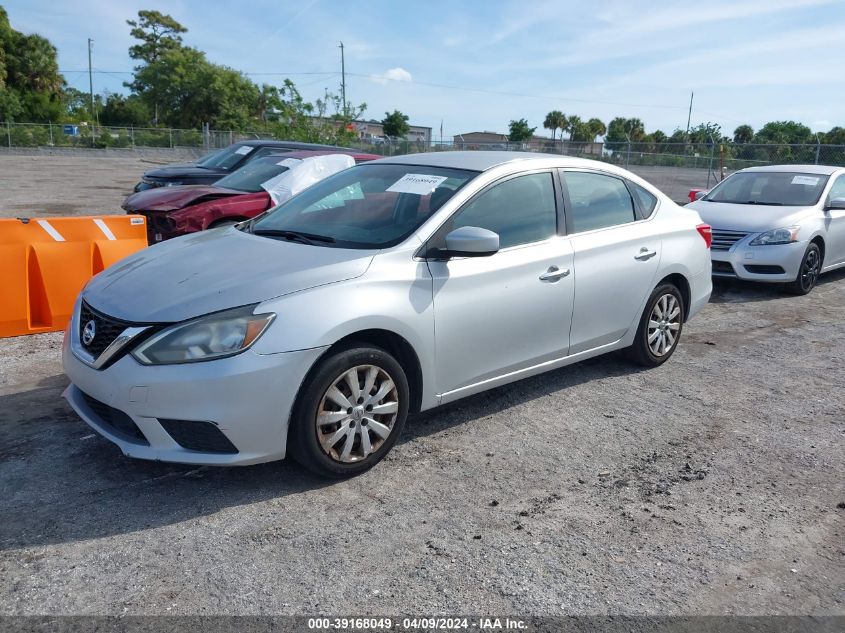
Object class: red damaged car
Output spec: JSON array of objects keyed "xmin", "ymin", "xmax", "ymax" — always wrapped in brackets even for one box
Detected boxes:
[{"xmin": 123, "ymin": 150, "xmax": 379, "ymax": 243}]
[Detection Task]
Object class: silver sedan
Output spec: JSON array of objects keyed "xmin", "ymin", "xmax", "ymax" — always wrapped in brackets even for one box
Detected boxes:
[
  {"xmin": 687, "ymin": 164, "xmax": 845, "ymax": 294},
  {"xmin": 63, "ymin": 152, "xmax": 712, "ymax": 478}
]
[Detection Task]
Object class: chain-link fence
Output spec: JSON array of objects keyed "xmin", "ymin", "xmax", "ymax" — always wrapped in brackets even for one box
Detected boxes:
[
  {"xmin": 4, "ymin": 122, "xmax": 843, "ymax": 202},
  {"xmin": 0, "ymin": 122, "xmax": 273, "ymax": 150}
]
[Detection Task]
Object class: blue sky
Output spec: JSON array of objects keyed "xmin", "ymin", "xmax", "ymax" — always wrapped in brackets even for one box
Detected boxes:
[{"xmin": 5, "ymin": 0, "xmax": 845, "ymax": 138}]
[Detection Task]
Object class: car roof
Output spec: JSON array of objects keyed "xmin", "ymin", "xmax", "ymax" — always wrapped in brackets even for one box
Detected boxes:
[
  {"xmin": 251, "ymin": 150, "xmax": 380, "ymax": 162},
  {"xmin": 369, "ymin": 150, "xmax": 614, "ymax": 172},
  {"xmin": 738, "ymin": 164, "xmax": 843, "ymax": 175},
  {"xmin": 237, "ymin": 139, "xmax": 353, "ymax": 151}
]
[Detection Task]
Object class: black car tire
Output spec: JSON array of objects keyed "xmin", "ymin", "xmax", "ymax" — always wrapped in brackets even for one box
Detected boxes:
[
  {"xmin": 289, "ymin": 342, "xmax": 409, "ymax": 479},
  {"xmin": 627, "ymin": 284, "xmax": 685, "ymax": 367},
  {"xmin": 784, "ymin": 243, "xmax": 822, "ymax": 295}
]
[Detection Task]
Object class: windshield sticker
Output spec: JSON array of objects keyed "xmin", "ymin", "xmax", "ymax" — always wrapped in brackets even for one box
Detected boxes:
[
  {"xmin": 234, "ymin": 146, "xmax": 253, "ymax": 155},
  {"xmin": 277, "ymin": 158, "xmax": 302, "ymax": 167},
  {"xmin": 386, "ymin": 174, "xmax": 449, "ymax": 195},
  {"xmin": 792, "ymin": 175, "xmax": 820, "ymax": 186}
]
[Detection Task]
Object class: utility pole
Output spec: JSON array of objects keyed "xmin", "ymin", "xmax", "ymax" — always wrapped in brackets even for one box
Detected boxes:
[
  {"xmin": 339, "ymin": 41, "xmax": 347, "ymax": 117},
  {"xmin": 684, "ymin": 90, "xmax": 694, "ymax": 141},
  {"xmin": 87, "ymin": 38, "xmax": 95, "ymax": 122}
]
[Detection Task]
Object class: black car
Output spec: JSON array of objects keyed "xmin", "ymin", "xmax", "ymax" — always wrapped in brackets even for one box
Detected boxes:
[{"xmin": 133, "ymin": 139, "xmax": 354, "ymax": 192}]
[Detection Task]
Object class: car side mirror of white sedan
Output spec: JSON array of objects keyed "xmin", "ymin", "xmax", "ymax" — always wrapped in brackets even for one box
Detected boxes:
[
  {"xmin": 825, "ymin": 197, "xmax": 845, "ymax": 211},
  {"xmin": 442, "ymin": 226, "xmax": 500, "ymax": 258}
]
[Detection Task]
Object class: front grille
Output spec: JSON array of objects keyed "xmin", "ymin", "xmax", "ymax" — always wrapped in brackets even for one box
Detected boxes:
[
  {"xmin": 711, "ymin": 260, "xmax": 736, "ymax": 276},
  {"xmin": 158, "ymin": 419, "xmax": 239, "ymax": 454},
  {"xmin": 80, "ymin": 391, "xmax": 149, "ymax": 445},
  {"xmin": 744, "ymin": 264, "xmax": 786, "ymax": 275},
  {"xmin": 79, "ymin": 301, "xmax": 132, "ymax": 358},
  {"xmin": 711, "ymin": 229, "xmax": 750, "ymax": 251}
]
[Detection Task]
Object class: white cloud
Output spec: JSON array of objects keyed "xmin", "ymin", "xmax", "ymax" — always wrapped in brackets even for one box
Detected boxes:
[{"xmin": 370, "ymin": 67, "xmax": 413, "ymax": 85}]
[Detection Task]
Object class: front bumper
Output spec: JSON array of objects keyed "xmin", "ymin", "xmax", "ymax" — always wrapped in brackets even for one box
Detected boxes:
[
  {"xmin": 62, "ymin": 324, "xmax": 327, "ymax": 466},
  {"xmin": 711, "ymin": 239, "xmax": 807, "ymax": 283}
]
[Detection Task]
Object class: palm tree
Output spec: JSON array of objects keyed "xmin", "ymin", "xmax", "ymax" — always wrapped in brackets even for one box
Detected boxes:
[
  {"xmin": 543, "ymin": 110, "xmax": 567, "ymax": 145},
  {"xmin": 566, "ymin": 115, "xmax": 583, "ymax": 141},
  {"xmin": 586, "ymin": 117, "xmax": 606, "ymax": 140}
]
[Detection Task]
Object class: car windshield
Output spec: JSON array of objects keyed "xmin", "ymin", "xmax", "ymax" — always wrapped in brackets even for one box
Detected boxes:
[
  {"xmin": 704, "ymin": 171, "xmax": 830, "ymax": 206},
  {"xmin": 214, "ymin": 157, "xmax": 293, "ymax": 192},
  {"xmin": 249, "ymin": 163, "xmax": 477, "ymax": 248},
  {"xmin": 196, "ymin": 144, "xmax": 255, "ymax": 170}
]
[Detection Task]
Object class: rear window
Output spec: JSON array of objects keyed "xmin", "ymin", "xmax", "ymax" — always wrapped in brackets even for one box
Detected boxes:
[{"xmin": 704, "ymin": 172, "xmax": 830, "ymax": 206}]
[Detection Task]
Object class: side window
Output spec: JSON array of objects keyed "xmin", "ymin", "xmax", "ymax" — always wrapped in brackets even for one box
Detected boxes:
[
  {"xmin": 828, "ymin": 175, "xmax": 845, "ymax": 203},
  {"xmin": 447, "ymin": 172, "xmax": 557, "ymax": 249},
  {"xmin": 629, "ymin": 182, "xmax": 658, "ymax": 217},
  {"xmin": 563, "ymin": 171, "xmax": 636, "ymax": 233}
]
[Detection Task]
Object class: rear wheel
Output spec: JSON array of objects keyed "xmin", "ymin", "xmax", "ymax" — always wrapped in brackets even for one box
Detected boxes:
[
  {"xmin": 289, "ymin": 343, "xmax": 409, "ymax": 478},
  {"xmin": 627, "ymin": 284, "xmax": 685, "ymax": 367},
  {"xmin": 785, "ymin": 243, "xmax": 821, "ymax": 295}
]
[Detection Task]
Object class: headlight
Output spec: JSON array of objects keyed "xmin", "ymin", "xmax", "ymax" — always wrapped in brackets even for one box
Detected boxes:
[
  {"xmin": 131, "ymin": 305, "xmax": 275, "ymax": 365},
  {"xmin": 749, "ymin": 226, "xmax": 799, "ymax": 246}
]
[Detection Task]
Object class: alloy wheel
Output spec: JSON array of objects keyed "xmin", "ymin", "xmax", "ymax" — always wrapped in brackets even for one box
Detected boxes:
[
  {"xmin": 316, "ymin": 364, "xmax": 399, "ymax": 463},
  {"xmin": 647, "ymin": 293, "xmax": 682, "ymax": 357}
]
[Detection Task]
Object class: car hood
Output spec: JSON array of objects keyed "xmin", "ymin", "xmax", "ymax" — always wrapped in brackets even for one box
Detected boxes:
[
  {"xmin": 687, "ymin": 201, "xmax": 815, "ymax": 233},
  {"xmin": 83, "ymin": 228, "xmax": 376, "ymax": 322},
  {"xmin": 123, "ymin": 185, "xmax": 244, "ymax": 212}
]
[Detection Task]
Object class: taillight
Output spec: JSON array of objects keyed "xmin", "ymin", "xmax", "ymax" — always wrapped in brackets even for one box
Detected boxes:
[{"xmin": 696, "ymin": 223, "xmax": 712, "ymax": 249}]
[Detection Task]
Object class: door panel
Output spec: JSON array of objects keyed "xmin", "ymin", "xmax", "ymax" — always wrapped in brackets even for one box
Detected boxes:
[
  {"xmin": 428, "ymin": 239, "xmax": 574, "ymax": 394},
  {"xmin": 561, "ymin": 169, "xmax": 661, "ymax": 355},
  {"xmin": 568, "ymin": 223, "xmax": 661, "ymax": 354}
]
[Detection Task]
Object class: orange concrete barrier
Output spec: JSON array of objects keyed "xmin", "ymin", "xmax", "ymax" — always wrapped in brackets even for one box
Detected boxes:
[{"xmin": 0, "ymin": 215, "xmax": 148, "ymax": 338}]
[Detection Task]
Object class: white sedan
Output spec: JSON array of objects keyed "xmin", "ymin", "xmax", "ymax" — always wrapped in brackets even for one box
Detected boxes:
[{"xmin": 687, "ymin": 165, "xmax": 845, "ymax": 294}]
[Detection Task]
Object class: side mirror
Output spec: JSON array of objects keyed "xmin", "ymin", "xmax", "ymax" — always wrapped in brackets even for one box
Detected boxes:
[
  {"xmin": 441, "ymin": 226, "xmax": 500, "ymax": 258},
  {"xmin": 825, "ymin": 197, "xmax": 845, "ymax": 211},
  {"xmin": 694, "ymin": 190, "xmax": 707, "ymax": 200}
]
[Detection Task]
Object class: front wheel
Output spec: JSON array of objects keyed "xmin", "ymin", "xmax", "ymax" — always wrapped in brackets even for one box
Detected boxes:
[
  {"xmin": 289, "ymin": 343, "xmax": 409, "ymax": 478},
  {"xmin": 784, "ymin": 243, "xmax": 821, "ymax": 295},
  {"xmin": 627, "ymin": 284, "xmax": 685, "ymax": 367}
]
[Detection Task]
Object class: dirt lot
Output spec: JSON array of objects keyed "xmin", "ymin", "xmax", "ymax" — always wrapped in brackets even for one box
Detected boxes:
[
  {"xmin": 0, "ymin": 153, "xmax": 190, "ymax": 217},
  {"xmin": 0, "ymin": 154, "xmax": 843, "ymax": 616}
]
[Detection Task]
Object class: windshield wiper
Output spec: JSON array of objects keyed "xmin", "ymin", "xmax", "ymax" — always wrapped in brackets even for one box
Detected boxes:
[
  {"xmin": 252, "ymin": 229, "xmax": 336, "ymax": 244},
  {"xmin": 744, "ymin": 200, "xmax": 784, "ymax": 206}
]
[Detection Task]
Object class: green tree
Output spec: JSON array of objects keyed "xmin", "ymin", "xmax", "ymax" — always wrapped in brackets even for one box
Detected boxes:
[
  {"xmin": 508, "ymin": 118, "xmax": 536, "ymax": 142},
  {"xmin": 688, "ymin": 122, "xmax": 723, "ymax": 144},
  {"xmin": 606, "ymin": 117, "xmax": 645, "ymax": 150},
  {"xmin": 99, "ymin": 93, "xmax": 150, "ymax": 126},
  {"xmin": 823, "ymin": 127, "xmax": 845, "ymax": 145},
  {"xmin": 0, "ymin": 7, "xmax": 64, "ymax": 121},
  {"xmin": 543, "ymin": 110, "xmax": 567, "ymax": 142},
  {"xmin": 733, "ymin": 124, "xmax": 754, "ymax": 144},
  {"xmin": 586, "ymin": 117, "xmax": 606, "ymax": 139},
  {"xmin": 381, "ymin": 109, "xmax": 410, "ymax": 138},
  {"xmin": 126, "ymin": 10, "xmax": 187, "ymax": 64},
  {"xmin": 754, "ymin": 120, "xmax": 813, "ymax": 144}
]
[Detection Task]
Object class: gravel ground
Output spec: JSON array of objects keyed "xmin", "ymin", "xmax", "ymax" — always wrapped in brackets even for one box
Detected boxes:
[
  {"xmin": 0, "ymin": 273, "xmax": 843, "ymax": 616},
  {"xmin": 0, "ymin": 154, "xmax": 177, "ymax": 217}
]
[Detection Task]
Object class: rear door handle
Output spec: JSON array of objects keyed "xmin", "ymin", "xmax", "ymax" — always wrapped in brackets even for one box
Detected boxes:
[
  {"xmin": 634, "ymin": 248, "xmax": 657, "ymax": 261},
  {"xmin": 539, "ymin": 266, "xmax": 570, "ymax": 282}
]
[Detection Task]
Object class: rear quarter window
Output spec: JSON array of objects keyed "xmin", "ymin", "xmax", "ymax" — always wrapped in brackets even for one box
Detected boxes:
[{"xmin": 629, "ymin": 182, "xmax": 658, "ymax": 217}]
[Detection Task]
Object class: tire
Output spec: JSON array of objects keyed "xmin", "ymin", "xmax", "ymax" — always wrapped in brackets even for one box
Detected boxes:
[
  {"xmin": 627, "ymin": 284, "xmax": 685, "ymax": 367},
  {"xmin": 288, "ymin": 343, "xmax": 410, "ymax": 479},
  {"xmin": 784, "ymin": 243, "xmax": 821, "ymax": 295}
]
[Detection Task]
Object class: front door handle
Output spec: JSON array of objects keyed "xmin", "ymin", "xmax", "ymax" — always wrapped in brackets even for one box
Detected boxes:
[
  {"xmin": 539, "ymin": 266, "xmax": 570, "ymax": 282},
  {"xmin": 634, "ymin": 248, "xmax": 657, "ymax": 261}
]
